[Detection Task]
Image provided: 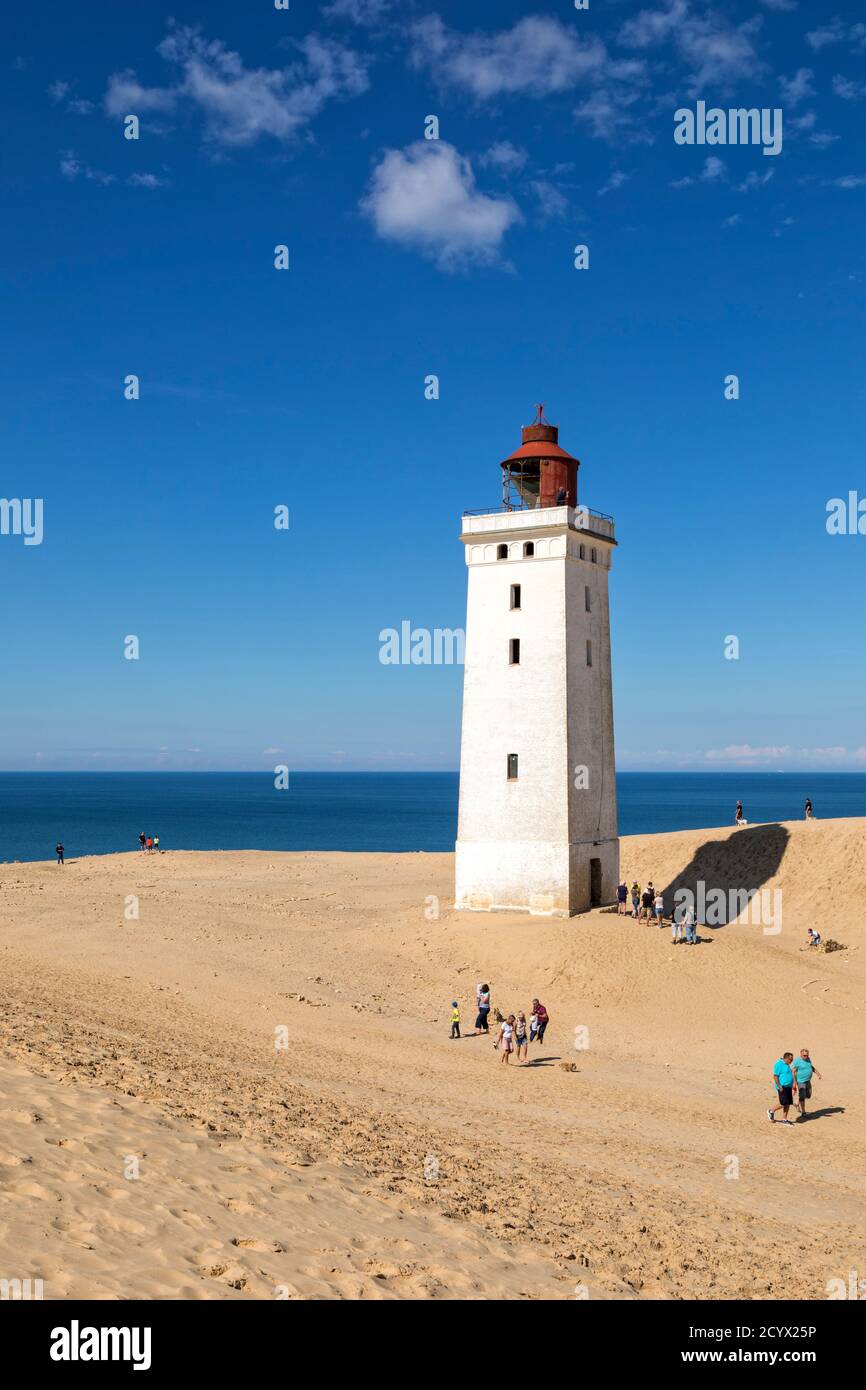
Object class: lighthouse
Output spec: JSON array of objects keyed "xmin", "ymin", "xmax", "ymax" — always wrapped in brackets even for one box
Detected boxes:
[{"xmin": 455, "ymin": 407, "xmax": 619, "ymax": 917}]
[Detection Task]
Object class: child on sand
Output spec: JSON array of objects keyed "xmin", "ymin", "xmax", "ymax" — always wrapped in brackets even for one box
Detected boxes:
[
  {"xmin": 498, "ymin": 1015, "xmax": 515, "ymax": 1064},
  {"xmin": 450, "ymin": 1002, "xmax": 460, "ymax": 1039},
  {"xmin": 514, "ymin": 1011, "xmax": 528, "ymax": 1063}
]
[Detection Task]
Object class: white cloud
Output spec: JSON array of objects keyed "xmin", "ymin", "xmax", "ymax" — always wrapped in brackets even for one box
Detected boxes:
[
  {"xmin": 408, "ymin": 14, "xmax": 606, "ymax": 100},
  {"xmin": 478, "ymin": 141, "xmax": 528, "ymax": 174},
  {"xmin": 48, "ymin": 80, "xmax": 71, "ymax": 103},
  {"xmin": 827, "ymin": 175, "xmax": 866, "ymax": 188},
  {"xmin": 105, "ymin": 26, "xmax": 368, "ymax": 148},
  {"xmin": 127, "ymin": 172, "xmax": 169, "ymax": 188},
  {"xmin": 722, "ymin": 212, "xmax": 742, "ymax": 226},
  {"xmin": 832, "ymin": 73, "xmax": 866, "ymax": 101},
  {"xmin": 574, "ymin": 86, "xmax": 650, "ymax": 144},
  {"xmin": 597, "ymin": 169, "xmax": 628, "ymax": 196},
  {"xmin": 670, "ymin": 156, "xmax": 726, "ymax": 189},
  {"xmin": 810, "ymin": 131, "xmax": 839, "ymax": 147},
  {"xmin": 60, "ymin": 151, "xmax": 115, "ymax": 185},
  {"xmin": 323, "ymin": 0, "xmax": 391, "ymax": 23},
  {"xmin": 760, "ymin": 0, "xmax": 797, "ymax": 11},
  {"xmin": 779, "ymin": 67, "xmax": 814, "ymax": 106},
  {"xmin": 360, "ymin": 140, "xmax": 520, "ymax": 271},
  {"xmin": 736, "ymin": 168, "xmax": 774, "ymax": 192},
  {"xmin": 529, "ymin": 178, "xmax": 569, "ymax": 220},
  {"xmin": 67, "ymin": 97, "xmax": 94, "ymax": 115},
  {"xmin": 806, "ymin": 19, "xmax": 866, "ymax": 52},
  {"xmin": 701, "ymin": 155, "xmax": 726, "ymax": 181},
  {"xmin": 104, "ymin": 69, "xmax": 178, "ymax": 116},
  {"xmin": 620, "ymin": 1, "xmax": 765, "ymax": 92}
]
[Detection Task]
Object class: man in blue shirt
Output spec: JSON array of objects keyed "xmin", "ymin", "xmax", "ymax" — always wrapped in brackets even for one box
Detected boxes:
[
  {"xmin": 793, "ymin": 1049, "xmax": 822, "ymax": 1121},
  {"xmin": 768, "ymin": 1052, "xmax": 795, "ymax": 1125}
]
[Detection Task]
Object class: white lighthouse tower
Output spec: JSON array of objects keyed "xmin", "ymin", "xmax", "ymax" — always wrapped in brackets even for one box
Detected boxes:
[{"xmin": 455, "ymin": 407, "xmax": 619, "ymax": 917}]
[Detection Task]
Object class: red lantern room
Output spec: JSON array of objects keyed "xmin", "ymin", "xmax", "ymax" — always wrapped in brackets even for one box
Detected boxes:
[{"xmin": 500, "ymin": 404, "xmax": 579, "ymax": 511}]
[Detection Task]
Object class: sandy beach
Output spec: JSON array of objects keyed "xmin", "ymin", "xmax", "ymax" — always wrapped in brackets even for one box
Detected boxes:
[{"xmin": 1, "ymin": 818, "xmax": 865, "ymax": 1300}]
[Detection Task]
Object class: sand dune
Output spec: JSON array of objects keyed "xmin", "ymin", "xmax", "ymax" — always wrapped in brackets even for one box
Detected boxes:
[{"xmin": 1, "ymin": 818, "xmax": 865, "ymax": 1300}]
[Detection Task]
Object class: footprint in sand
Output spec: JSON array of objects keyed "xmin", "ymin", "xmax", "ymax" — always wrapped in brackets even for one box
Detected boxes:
[
  {"xmin": 231, "ymin": 1237, "xmax": 285, "ymax": 1253},
  {"xmin": 0, "ymin": 1149, "xmax": 33, "ymax": 1166}
]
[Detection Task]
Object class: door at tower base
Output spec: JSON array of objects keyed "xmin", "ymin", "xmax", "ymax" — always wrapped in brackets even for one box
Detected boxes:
[{"xmin": 454, "ymin": 838, "xmax": 619, "ymax": 916}]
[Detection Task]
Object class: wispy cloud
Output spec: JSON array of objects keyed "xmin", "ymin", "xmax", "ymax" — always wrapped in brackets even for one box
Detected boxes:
[
  {"xmin": 104, "ymin": 24, "xmax": 369, "ymax": 149},
  {"xmin": 408, "ymin": 14, "xmax": 607, "ymax": 100},
  {"xmin": 619, "ymin": 0, "xmax": 765, "ymax": 92},
  {"xmin": 779, "ymin": 67, "xmax": 814, "ymax": 106},
  {"xmin": 478, "ymin": 141, "xmax": 528, "ymax": 175}
]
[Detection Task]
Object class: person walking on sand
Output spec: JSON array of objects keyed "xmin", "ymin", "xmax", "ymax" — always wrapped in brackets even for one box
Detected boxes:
[
  {"xmin": 617, "ymin": 879, "xmax": 628, "ymax": 915},
  {"xmin": 138, "ymin": 832, "xmax": 146, "ymax": 852},
  {"xmin": 768, "ymin": 1051, "xmax": 796, "ymax": 1126},
  {"xmin": 450, "ymin": 1001, "xmax": 460, "ymax": 1039},
  {"xmin": 735, "ymin": 800, "xmax": 744, "ymax": 826},
  {"xmin": 641, "ymin": 884, "xmax": 654, "ymax": 922},
  {"xmin": 630, "ymin": 881, "xmax": 640, "ymax": 918},
  {"xmin": 793, "ymin": 1049, "xmax": 822, "ymax": 1121},
  {"xmin": 671, "ymin": 906, "xmax": 684, "ymax": 944},
  {"xmin": 498, "ymin": 1015, "xmax": 515, "ymax": 1065},
  {"xmin": 475, "ymin": 984, "xmax": 491, "ymax": 1035},
  {"xmin": 654, "ymin": 888, "xmax": 665, "ymax": 928},
  {"xmin": 153, "ymin": 834, "xmax": 160, "ymax": 853},
  {"xmin": 805, "ymin": 798, "xmax": 813, "ymax": 819},
  {"xmin": 530, "ymin": 998, "xmax": 549, "ymax": 1044},
  {"xmin": 514, "ymin": 1011, "xmax": 529, "ymax": 1064},
  {"xmin": 55, "ymin": 842, "xmax": 64, "ymax": 866}
]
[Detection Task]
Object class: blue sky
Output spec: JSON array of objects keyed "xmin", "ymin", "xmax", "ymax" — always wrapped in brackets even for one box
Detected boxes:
[{"xmin": 2, "ymin": 0, "xmax": 865, "ymax": 772}]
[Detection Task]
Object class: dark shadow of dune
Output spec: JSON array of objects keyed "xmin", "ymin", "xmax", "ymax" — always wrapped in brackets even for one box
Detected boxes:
[{"xmin": 660, "ymin": 823, "xmax": 789, "ymax": 928}]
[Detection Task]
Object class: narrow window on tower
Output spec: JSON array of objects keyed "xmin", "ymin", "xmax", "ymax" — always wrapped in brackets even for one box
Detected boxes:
[
  {"xmin": 586, "ymin": 639, "xmax": 593, "ymax": 667},
  {"xmin": 523, "ymin": 541, "xmax": 534, "ymax": 558},
  {"xmin": 507, "ymin": 753, "xmax": 519, "ymax": 781},
  {"xmin": 509, "ymin": 638, "xmax": 520, "ymax": 665},
  {"xmin": 585, "ymin": 585, "xmax": 591, "ymax": 613},
  {"xmin": 510, "ymin": 583, "xmax": 521, "ymax": 610},
  {"xmin": 591, "ymin": 547, "xmax": 597, "ymax": 564},
  {"xmin": 579, "ymin": 543, "xmax": 586, "ymax": 560},
  {"xmin": 496, "ymin": 543, "xmax": 508, "ymax": 560}
]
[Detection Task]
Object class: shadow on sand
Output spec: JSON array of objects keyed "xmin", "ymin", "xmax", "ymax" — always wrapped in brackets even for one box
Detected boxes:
[{"xmin": 660, "ymin": 822, "xmax": 790, "ymax": 927}]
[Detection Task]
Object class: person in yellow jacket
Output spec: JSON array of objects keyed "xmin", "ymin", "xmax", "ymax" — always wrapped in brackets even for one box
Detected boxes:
[{"xmin": 450, "ymin": 1001, "xmax": 460, "ymax": 1039}]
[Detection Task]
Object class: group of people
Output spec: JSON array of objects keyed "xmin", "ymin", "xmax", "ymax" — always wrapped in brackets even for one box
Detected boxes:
[
  {"xmin": 616, "ymin": 879, "xmax": 699, "ymax": 943},
  {"xmin": 138, "ymin": 832, "xmax": 160, "ymax": 853},
  {"xmin": 449, "ymin": 985, "xmax": 550, "ymax": 1065},
  {"xmin": 769, "ymin": 1050, "xmax": 822, "ymax": 1124},
  {"xmin": 735, "ymin": 798, "xmax": 814, "ymax": 826}
]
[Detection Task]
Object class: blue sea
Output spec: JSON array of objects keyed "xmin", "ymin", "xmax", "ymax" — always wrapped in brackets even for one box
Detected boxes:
[{"xmin": 1, "ymin": 772, "xmax": 866, "ymax": 863}]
